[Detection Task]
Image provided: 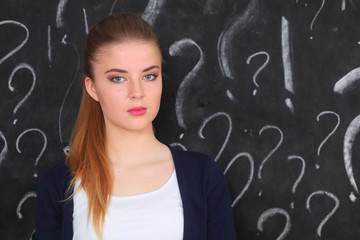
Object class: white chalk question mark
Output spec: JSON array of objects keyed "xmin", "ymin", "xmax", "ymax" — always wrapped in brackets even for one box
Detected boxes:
[
  {"xmin": 224, "ymin": 152, "xmax": 254, "ymax": 208},
  {"xmin": 169, "ymin": 38, "xmax": 204, "ymax": 130},
  {"xmin": 0, "ymin": 20, "xmax": 29, "ymax": 65},
  {"xmin": 306, "ymin": 190, "xmax": 340, "ymax": 238},
  {"xmin": 246, "ymin": 51, "xmax": 270, "ymax": 96},
  {"xmin": 198, "ymin": 112, "xmax": 232, "ymax": 162},
  {"xmin": 258, "ymin": 125, "xmax": 284, "ymax": 196},
  {"xmin": 309, "ymin": 0, "xmax": 326, "ymax": 39},
  {"xmin": 257, "ymin": 208, "xmax": 291, "ymax": 240},
  {"xmin": 287, "ymin": 155, "xmax": 306, "ymax": 209},
  {"xmin": 8, "ymin": 63, "xmax": 36, "ymax": 125},
  {"xmin": 316, "ymin": 111, "xmax": 340, "ymax": 169},
  {"xmin": 16, "ymin": 128, "xmax": 47, "ymax": 177}
]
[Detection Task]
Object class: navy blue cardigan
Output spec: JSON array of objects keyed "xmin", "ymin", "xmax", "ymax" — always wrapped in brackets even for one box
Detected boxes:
[{"xmin": 33, "ymin": 146, "xmax": 237, "ymax": 239}]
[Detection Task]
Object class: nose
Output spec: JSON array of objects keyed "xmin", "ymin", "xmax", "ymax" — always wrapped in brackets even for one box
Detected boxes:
[{"xmin": 129, "ymin": 79, "xmax": 144, "ymax": 99}]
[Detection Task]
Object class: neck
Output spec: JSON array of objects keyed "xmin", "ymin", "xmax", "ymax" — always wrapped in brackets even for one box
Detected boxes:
[{"xmin": 105, "ymin": 125, "xmax": 161, "ymax": 166}]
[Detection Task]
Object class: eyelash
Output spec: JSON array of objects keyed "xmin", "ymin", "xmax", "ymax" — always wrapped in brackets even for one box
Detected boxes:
[
  {"xmin": 110, "ymin": 76, "xmax": 125, "ymax": 83},
  {"xmin": 110, "ymin": 74, "xmax": 158, "ymax": 83},
  {"xmin": 143, "ymin": 73, "xmax": 158, "ymax": 81}
]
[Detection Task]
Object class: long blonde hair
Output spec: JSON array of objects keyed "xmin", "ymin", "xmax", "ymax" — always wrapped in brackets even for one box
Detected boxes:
[{"xmin": 66, "ymin": 13, "xmax": 161, "ymax": 238}]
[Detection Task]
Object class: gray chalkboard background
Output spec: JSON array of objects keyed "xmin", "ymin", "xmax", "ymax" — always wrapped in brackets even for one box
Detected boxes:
[{"xmin": 1, "ymin": 0, "xmax": 360, "ymax": 239}]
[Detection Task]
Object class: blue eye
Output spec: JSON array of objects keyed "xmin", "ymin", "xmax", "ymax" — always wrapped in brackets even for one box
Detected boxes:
[
  {"xmin": 143, "ymin": 74, "xmax": 157, "ymax": 81},
  {"xmin": 111, "ymin": 76, "xmax": 125, "ymax": 83}
]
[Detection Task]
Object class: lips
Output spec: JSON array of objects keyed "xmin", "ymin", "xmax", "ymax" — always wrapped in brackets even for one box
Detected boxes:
[{"xmin": 127, "ymin": 106, "xmax": 147, "ymax": 116}]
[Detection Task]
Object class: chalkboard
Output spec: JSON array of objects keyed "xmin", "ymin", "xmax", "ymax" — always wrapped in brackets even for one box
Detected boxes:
[{"xmin": 1, "ymin": 0, "xmax": 360, "ymax": 239}]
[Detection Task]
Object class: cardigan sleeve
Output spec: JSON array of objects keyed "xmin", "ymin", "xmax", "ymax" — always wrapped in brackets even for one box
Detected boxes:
[
  {"xmin": 32, "ymin": 164, "xmax": 69, "ymax": 240},
  {"xmin": 206, "ymin": 159, "xmax": 237, "ymax": 240}
]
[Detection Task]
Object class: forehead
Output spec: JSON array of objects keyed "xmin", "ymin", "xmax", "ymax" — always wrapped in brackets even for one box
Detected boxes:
[{"xmin": 94, "ymin": 41, "xmax": 161, "ymax": 65}]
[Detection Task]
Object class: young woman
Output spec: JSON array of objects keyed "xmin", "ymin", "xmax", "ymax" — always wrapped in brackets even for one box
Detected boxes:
[{"xmin": 33, "ymin": 13, "xmax": 236, "ymax": 240}]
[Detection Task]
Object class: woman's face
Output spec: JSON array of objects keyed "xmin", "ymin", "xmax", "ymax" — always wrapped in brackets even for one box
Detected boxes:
[{"xmin": 85, "ymin": 41, "xmax": 162, "ymax": 133}]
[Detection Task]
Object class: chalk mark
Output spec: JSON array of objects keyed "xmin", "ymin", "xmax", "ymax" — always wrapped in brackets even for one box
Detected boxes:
[
  {"xmin": 48, "ymin": 25, "xmax": 52, "ymax": 65},
  {"xmin": 0, "ymin": 20, "xmax": 29, "ymax": 65},
  {"xmin": 217, "ymin": 0, "xmax": 259, "ymax": 80},
  {"xmin": 56, "ymin": 0, "xmax": 69, "ymax": 28},
  {"xmin": 316, "ymin": 111, "xmax": 340, "ymax": 157},
  {"xmin": 142, "ymin": 0, "xmax": 167, "ymax": 26},
  {"xmin": 306, "ymin": 190, "xmax": 340, "ymax": 237},
  {"xmin": 309, "ymin": 0, "xmax": 326, "ymax": 39},
  {"xmin": 8, "ymin": 63, "xmax": 36, "ymax": 123},
  {"xmin": 16, "ymin": 128, "xmax": 47, "ymax": 177},
  {"xmin": 257, "ymin": 208, "xmax": 291, "ymax": 240},
  {"xmin": 343, "ymin": 114, "xmax": 360, "ymax": 198},
  {"xmin": 16, "ymin": 192, "xmax": 37, "ymax": 219},
  {"xmin": 83, "ymin": 8, "xmax": 89, "ymax": 35},
  {"xmin": 246, "ymin": 51, "xmax": 270, "ymax": 96},
  {"xmin": 0, "ymin": 131, "xmax": 8, "ymax": 167},
  {"xmin": 198, "ymin": 112, "xmax": 232, "ymax": 162},
  {"xmin": 169, "ymin": 38, "xmax": 204, "ymax": 129},
  {"xmin": 333, "ymin": 67, "xmax": 360, "ymax": 95},
  {"xmin": 224, "ymin": 152, "xmax": 254, "ymax": 207}
]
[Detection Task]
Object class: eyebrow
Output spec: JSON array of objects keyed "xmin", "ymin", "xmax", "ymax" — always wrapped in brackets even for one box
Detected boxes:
[{"xmin": 104, "ymin": 65, "xmax": 160, "ymax": 74}]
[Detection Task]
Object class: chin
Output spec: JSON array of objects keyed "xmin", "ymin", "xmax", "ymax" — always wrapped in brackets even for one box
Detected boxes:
[{"xmin": 126, "ymin": 121, "xmax": 154, "ymax": 132}]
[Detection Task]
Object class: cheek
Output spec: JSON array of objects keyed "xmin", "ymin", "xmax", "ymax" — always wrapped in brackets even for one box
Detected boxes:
[
  {"xmin": 97, "ymin": 88, "xmax": 125, "ymax": 110},
  {"xmin": 152, "ymin": 84, "xmax": 163, "ymax": 103}
]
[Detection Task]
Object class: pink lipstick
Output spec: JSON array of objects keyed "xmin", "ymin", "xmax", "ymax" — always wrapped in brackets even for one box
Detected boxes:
[{"xmin": 127, "ymin": 106, "xmax": 147, "ymax": 116}]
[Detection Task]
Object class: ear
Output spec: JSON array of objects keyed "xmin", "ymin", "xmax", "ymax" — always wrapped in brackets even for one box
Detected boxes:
[{"xmin": 85, "ymin": 77, "xmax": 99, "ymax": 101}]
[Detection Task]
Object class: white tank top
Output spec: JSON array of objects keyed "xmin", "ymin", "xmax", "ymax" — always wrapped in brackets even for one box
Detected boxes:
[{"xmin": 72, "ymin": 170, "xmax": 184, "ymax": 240}]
